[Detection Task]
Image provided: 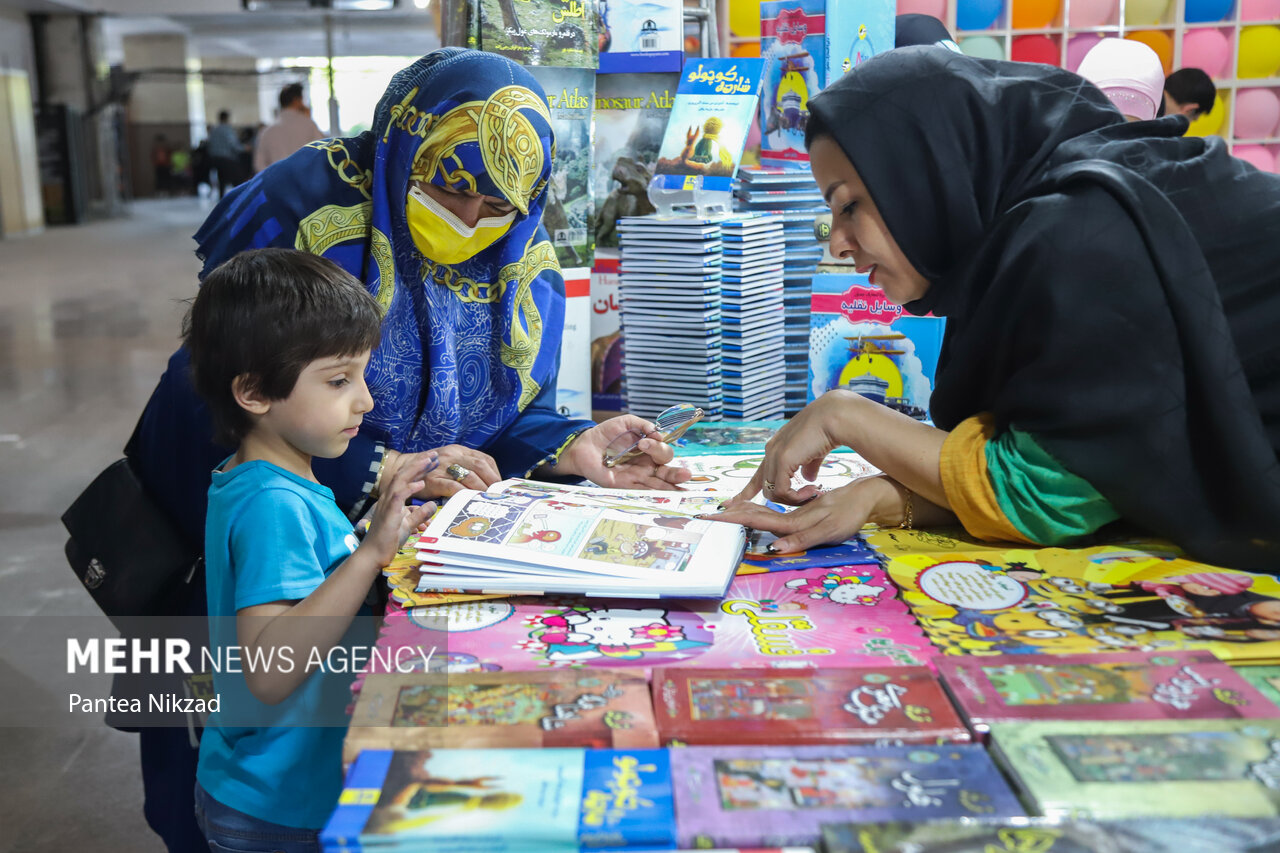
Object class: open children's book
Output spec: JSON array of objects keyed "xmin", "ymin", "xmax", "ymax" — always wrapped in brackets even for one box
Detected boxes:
[{"xmin": 411, "ymin": 479, "xmax": 748, "ymax": 598}]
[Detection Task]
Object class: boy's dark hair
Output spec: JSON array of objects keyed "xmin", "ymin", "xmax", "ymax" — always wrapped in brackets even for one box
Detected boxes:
[
  {"xmin": 1164, "ymin": 68, "xmax": 1216, "ymax": 116},
  {"xmin": 279, "ymin": 82, "xmax": 305, "ymax": 110},
  {"xmin": 182, "ymin": 248, "xmax": 383, "ymax": 445}
]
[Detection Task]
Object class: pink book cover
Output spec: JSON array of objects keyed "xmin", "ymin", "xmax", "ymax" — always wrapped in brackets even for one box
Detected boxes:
[
  {"xmin": 360, "ymin": 567, "xmax": 934, "ymax": 684},
  {"xmin": 936, "ymin": 650, "xmax": 1280, "ymax": 736}
]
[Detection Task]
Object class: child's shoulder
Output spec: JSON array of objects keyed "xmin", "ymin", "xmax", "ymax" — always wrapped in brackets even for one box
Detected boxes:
[{"xmin": 210, "ymin": 461, "xmax": 332, "ymax": 518}]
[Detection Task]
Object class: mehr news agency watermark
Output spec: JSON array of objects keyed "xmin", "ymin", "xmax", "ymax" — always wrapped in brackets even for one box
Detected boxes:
[{"xmin": 64, "ymin": 636, "xmax": 438, "ymax": 716}]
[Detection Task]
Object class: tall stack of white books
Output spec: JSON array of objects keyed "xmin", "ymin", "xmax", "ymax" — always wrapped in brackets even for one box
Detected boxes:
[
  {"xmin": 719, "ymin": 215, "xmax": 786, "ymax": 420},
  {"xmin": 734, "ymin": 167, "xmax": 825, "ymax": 414},
  {"xmin": 616, "ymin": 216, "xmax": 724, "ymax": 421}
]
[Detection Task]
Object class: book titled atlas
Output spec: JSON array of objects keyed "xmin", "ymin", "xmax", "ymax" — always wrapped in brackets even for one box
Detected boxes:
[
  {"xmin": 652, "ymin": 58, "xmax": 766, "ymax": 195},
  {"xmin": 670, "ymin": 744, "xmax": 1023, "ymax": 848},
  {"xmin": 528, "ymin": 67, "xmax": 596, "ymax": 269},
  {"xmin": 988, "ymin": 718, "xmax": 1280, "ymax": 819},
  {"xmin": 820, "ymin": 816, "xmax": 1280, "ymax": 853},
  {"xmin": 323, "ymin": 748, "xmax": 674, "ymax": 851},
  {"xmin": 474, "ymin": 0, "xmax": 598, "ymax": 67},
  {"xmin": 343, "ymin": 669, "xmax": 658, "ymax": 765},
  {"xmin": 652, "ymin": 666, "xmax": 971, "ymax": 747},
  {"xmin": 937, "ymin": 651, "xmax": 1280, "ymax": 737},
  {"xmin": 411, "ymin": 482, "xmax": 746, "ymax": 598}
]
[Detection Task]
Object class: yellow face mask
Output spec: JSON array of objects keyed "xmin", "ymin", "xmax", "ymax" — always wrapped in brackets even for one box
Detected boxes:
[{"xmin": 405, "ymin": 184, "xmax": 516, "ymax": 265}]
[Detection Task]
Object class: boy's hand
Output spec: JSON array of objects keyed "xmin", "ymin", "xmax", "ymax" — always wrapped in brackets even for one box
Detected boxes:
[{"xmin": 362, "ymin": 455, "xmax": 437, "ymax": 567}]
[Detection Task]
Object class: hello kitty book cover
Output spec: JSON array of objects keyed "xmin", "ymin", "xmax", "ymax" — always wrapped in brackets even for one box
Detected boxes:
[{"xmin": 360, "ymin": 568, "xmax": 934, "ymax": 689}]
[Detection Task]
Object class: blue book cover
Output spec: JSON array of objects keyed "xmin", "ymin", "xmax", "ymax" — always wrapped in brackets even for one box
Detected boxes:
[
  {"xmin": 760, "ymin": 0, "xmax": 827, "ymax": 165},
  {"xmin": 652, "ymin": 58, "xmax": 766, "ymax": 194},
  {"xmin": 598, "ymin": 0, "xmax": 683, "ymax": 73},
  {"xmin": 671, "ymin": 744, "xmax": 1024, "ymax": 849},
  {"xmin": 809, "ymin": 273, "xmax": 946, "ymax": 420},
  {"xmin": 322, "ymin": 748, "xmax": 675, "ymax": 851},
  {"xmin": 825, "ymin": 0, "xmax": 896, "ymax": 85}
]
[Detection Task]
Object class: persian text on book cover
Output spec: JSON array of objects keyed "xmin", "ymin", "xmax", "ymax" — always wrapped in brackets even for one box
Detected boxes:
[
  {"xmin": 653, "ymin": 58, "xmax": 766, "ymax": 194},
  {"xmin": 476, "ymin": 0, "xmax": 599, "ymax": 67},
  {"xmin": 809, "ymin": 273, "xmax": 945, "ymax": 418},
  {"xmin": 937, "ymin": 651, "xmax": 1280, "ymax": 735},
  {"xmin": 886, "ymin": 542, "xmax": 1280, "ymax": 664},
  {"xmin": 344, "ymin": 669, "xmax": 658, "ymax": 763},
  {"xmin": 653, "ymin": 665, "xmax": 970, "ymax": 746},
  {"xmin": 371, "ymin": 570, "xmax": 932, "ymax": 679}
]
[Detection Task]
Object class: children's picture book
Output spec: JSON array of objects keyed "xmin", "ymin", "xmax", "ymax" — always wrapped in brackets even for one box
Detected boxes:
[
  {"xmin": 597, "ymin": 0, "xmax": 682, "ymax": 73},
  {"xmin": 674, "ymin": 452, "xmax": 881, "ymax": 493},
  {"xmin": 411, "ymin": 485, "xmax": 746, "ymax": 598},
  {"xmin": 820, "ymin": 816, "xmax": 1280, "ymax": 853},
  {"xmin": 809, "ymin": 273, "xmax": 945, "ymax": 419},
  {"xmin": 670, "ymin": 744, "xmax": 1023, "ymax": 848},
  {"xmin": 372, "ymin": 568, "xmax": 934, "ymax": 679},
  {"xmin": 344, "ymin": 669, "xmax": 658, "ymax": 764},
  {"xmin": 593, "ymin": 74, "xmax": 679, "ymax": 251},
  {"xmin": 738, "ymin": 538, "xmax": 881, "ymax": 574},
  {"xmin": 881, "ymin": 534, "xmax": 1280, "ymax": 664},
  {"xmin": 824, "ymin": 0, "xmax": 895, "ymax": 85},
  {"xmin": 528, "ymin": 67, "xmax": 595, "ymax": 269},
  {"xmin": 653, "ymin": 58, "xmax": 766, "ymax": 194},
  {"xmin": 760, "ymin": 0, "xmax": 827, "ymax": 164},
  {"xmin": 989, "ymin": 718, "xmax": 1280, "ymax": 819},
  {"xmin": 937, "ymin": 651, "xmax": 1280, "ymax": 737},
  {"xmin": 475, "ymin": 0, "xmax": 598, "ymax": 67},
  {"xmin": 323, "ymin": 747, "xmax": 674, "ymax": 851},
  {"xmin": 653, "ymin": 666, "xmax": 971, "ymax": 747}
]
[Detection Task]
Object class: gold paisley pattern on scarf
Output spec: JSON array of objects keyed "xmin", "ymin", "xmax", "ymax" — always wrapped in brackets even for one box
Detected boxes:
[
  {"xmin": 408, "ymin": 85, "xmax": 550, "ymax": 215},
  {"xmin": 498, "ymin": 238, "xmax": 559, "ymax": 408},
  {"xmin": 294, "ymin": 203, "xmax": 394, "ymax": 314},
  {"xmin": 369, "ymin": 228, "xmax": 395, "ymax": 311}
]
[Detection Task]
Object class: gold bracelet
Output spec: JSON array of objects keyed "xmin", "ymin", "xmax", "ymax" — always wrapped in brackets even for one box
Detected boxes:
[{"xmin": 899, "ymin": 489, "xmax": 914, "ymax": 531}]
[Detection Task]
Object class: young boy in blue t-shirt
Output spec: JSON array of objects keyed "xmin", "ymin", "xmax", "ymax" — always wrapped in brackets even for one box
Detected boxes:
[{"xmin": 183, "ymin": 248, "xmax": 436, "ymax": 851}]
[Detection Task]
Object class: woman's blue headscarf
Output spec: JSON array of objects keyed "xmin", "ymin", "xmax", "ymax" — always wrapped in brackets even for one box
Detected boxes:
[{"xmin": 195, "ymin": 48, "xmax": 564, "ymax": 453}]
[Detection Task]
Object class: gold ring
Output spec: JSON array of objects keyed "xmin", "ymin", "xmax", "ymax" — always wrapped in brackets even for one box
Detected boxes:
[
  {"xmin": 763, "ymin": 480, "xmax": 776, "ymax": 492},
  {"xmin": 446, "ymin": 463, "xmax": 471, "ymax": 482}
]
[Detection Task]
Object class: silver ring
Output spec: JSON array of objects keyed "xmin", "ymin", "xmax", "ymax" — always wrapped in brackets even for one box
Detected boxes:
[
  {"xmin": 763, "ymin": 480, "xmax": 776, "ymax": 493},
  {"xmin": 446, "ymin": 463, "xmax": 471, "ymax": 482}
]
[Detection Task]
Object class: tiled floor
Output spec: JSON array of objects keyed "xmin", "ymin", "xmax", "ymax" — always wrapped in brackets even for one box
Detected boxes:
[{"xmin": 0, "ymin": 198, "xmax": 213, "ymax": 852}]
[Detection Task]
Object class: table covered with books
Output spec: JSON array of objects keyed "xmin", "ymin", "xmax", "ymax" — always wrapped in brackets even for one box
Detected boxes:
[{"xmin": 322, "ymin": 430, "xmax": 1280, "ymax": 853}]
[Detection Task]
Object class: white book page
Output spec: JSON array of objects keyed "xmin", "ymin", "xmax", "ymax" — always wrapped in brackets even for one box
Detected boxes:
[{"xmin": 415, "ymin": 489, "xmax": 745, "ymax": 596}]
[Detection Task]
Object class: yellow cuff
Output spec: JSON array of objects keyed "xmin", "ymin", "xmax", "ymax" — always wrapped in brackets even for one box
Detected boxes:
[{"xmin": 940, "ymin": 413, "xmax": 1034, "ymax": 545}]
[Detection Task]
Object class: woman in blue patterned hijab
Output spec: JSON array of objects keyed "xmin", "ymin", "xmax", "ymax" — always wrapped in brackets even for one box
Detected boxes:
[
  {"xmin": 137, "ymin": 48, "xmax": 689, "ymax": 547},
  {"xmin": 127, "ymin": 50, "xmax": 691, "ymax": 853}
]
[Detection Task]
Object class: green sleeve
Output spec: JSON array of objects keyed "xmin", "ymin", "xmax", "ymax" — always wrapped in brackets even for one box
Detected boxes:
[{"xmin": 984, "ymin": 427, "xmax": 1120, "ymax": 545}]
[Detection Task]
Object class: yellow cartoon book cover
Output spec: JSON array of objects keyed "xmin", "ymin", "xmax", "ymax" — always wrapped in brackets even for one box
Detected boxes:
[{"xmin": 877, "ymin": 532, "xmax": 1280, "ymax": 664}]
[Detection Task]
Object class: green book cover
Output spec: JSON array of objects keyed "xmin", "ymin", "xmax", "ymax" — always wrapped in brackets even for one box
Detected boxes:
[
  {"xmin": 989, "ymin": 719, "xmax": 1280, "ymax": 820},
  {"xmin": 1240, "ymin": 666, "xmax": 1280, "ymax": 710}
]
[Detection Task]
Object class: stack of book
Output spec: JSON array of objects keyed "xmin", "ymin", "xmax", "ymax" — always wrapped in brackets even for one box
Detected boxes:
[
  {"xmin": 735, "ymin": 166, "xmax": 826, "ymax": 414},
  {"xmin": 719, "ymin": 215, "xmax": 785, "ymax": 420},
  {"xmin": 616, "ymin": 215, "xmax": 724, "ymax": 421}
]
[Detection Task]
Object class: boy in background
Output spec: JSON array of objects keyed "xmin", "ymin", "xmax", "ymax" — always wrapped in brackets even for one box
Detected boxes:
[{"xmin": 183, "ymin": 247, "xmax": 435, "ymax": 851}]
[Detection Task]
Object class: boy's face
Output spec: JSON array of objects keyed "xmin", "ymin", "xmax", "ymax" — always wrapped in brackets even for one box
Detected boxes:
[{"xmin": 255, "ymin": 351, "xmax": 374, "ymax": 461}]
